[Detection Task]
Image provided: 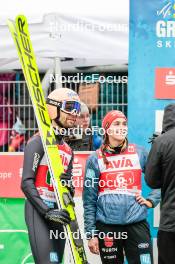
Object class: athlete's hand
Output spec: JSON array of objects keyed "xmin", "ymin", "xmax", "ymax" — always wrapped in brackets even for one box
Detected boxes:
[
  {"xmin": 45, "ymin": 209, "xmax": 71, "ymax": 225},
  {"xmin": 88, "ymin": 237, "xmax": 99, "ymax": 255},
  {"xmin": 136, "ymin": 193, "xmax": 153, "ymax": 208}
]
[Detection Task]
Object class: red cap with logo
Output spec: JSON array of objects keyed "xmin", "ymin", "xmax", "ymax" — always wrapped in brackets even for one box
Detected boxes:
[{"xmin": 102, "ymin": 110, "xmax": 127, "ymax": 132}]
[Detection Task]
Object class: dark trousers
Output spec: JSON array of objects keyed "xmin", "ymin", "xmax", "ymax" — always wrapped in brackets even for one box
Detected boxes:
[
  {"xmin": 25, "ymin": 201, "xmax": 65, "ymax": 264},
  {"xmin": 158, "ymin": 230, "xmax": 175, "ymax": 264},
  {"xmin": 96, "ymin": 220, "xmax": 153, "ymax": 264}
]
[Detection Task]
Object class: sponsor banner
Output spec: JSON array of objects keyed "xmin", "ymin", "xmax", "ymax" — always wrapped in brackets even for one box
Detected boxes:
[
  {"xmin": 155, "ymin": 68, "xmax": 175, "ymax": 99},
  {"xmin": 129, "ymin": 2, "xmax": 175, "ymax": 262},
  {"xmin": 0, "ymin": 198, "xmax": 34, "ymax": 264},
  {"xmin": 129, "ymin": 0, "xmax": 175, "ymax": 150},
  {"xmin": 0, "ymin": 154, "xmax": 24, "ymax": 198},
  {"xmin": 0, "ymin": 152, "xmax": 91, "ymax": 198},
  {"xmin": 72, "ymin": 152, "xmax": 90, "ymax": 196}
]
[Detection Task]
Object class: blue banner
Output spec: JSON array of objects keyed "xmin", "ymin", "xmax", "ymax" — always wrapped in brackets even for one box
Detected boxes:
[
  {"xmin": 128, "ymin": 0, "xmax": 175, "ymax": 260},
  {"xmin": 129, "ymin": 0, "xmax": 175, "ymax": 148}
]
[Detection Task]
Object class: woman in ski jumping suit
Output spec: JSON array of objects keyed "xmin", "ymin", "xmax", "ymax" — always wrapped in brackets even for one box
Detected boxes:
[
  {"xmin": 83, "ymin": 110, "xmax": 160, "ymax": 264},
  {"xmin": 21, "ymin": 88, "xmax": 81, "ymax": 264}
]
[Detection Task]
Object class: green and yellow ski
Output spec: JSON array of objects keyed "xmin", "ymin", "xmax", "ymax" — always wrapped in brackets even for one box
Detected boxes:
[{"xmin": 7, "ymin": 15, "xmax": 87, "ymax": 264}]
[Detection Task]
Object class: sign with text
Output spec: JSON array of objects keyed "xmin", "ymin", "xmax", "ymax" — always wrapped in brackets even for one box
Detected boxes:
[
  {"xmin": 155, "ymin": 68, "xmax": 175, "ymax": 99},
  {"xmin": 0, "ymin": 152, "xmax": 91, "ymax": 198}
]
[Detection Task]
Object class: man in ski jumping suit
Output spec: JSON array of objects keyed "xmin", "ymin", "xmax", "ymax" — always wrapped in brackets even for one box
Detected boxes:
[
  {"xmin": 145, "ymin": 104, "xmax": 175, "ymax": 264},
  {"xmin": 83, "ymin": 110, "xmax": 161, "ymax": 264},
  {"xmin": 21, "ymin": 88, "xmax": 81, "ymax": 264}
]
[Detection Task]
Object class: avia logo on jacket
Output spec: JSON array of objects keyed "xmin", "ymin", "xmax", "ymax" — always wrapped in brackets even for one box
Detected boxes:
[
  {"xmin": 97, "ymin": 144, "xmax": 142, "ymax": 196},
  {"xmin": 106, "ymin": 157, "xmax": 134, "ymax": 170}
]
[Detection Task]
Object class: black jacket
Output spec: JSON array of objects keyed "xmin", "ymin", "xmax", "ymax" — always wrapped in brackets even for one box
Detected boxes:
[
  {"xmin": 145, "ymin": 104, "xmax": 175, "ymax": 232},
  {"xmin": 66, "ymin": 134, "xmax": 93, "ymax": 151}
]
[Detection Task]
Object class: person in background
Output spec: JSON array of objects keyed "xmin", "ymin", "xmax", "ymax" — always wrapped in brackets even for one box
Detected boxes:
[
  {"xmin": 0, "ymin": 73, "xmax": 16, "ymax": 152},
  {"xmin": 9, "ymin": 117, "xmax": 26, "ymax": 152},
  {"xmin": 83, "ymin": 110, "xmax": 160, "ymax": 264},
  {"xmin": 0, "ymin": 94, "xmax": 13, "ymax": 151},
  {"xmin": 145, "ymin": 104, "xmax": 175, "ymax": 264},
  {"xmin": 65, "ymin": 102, "xmax": 102, "ymax": 151}
]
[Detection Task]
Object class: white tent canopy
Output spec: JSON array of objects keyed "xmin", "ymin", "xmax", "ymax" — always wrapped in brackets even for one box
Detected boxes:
[{"xmin": 0, "ymin": 1, "xmax": 129, "ymax": 71}]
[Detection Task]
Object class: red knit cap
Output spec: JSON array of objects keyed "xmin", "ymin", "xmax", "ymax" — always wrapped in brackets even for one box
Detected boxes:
[{"xmin": 102, "ymin": 110, "xmax": 127, "ymax": 132}]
